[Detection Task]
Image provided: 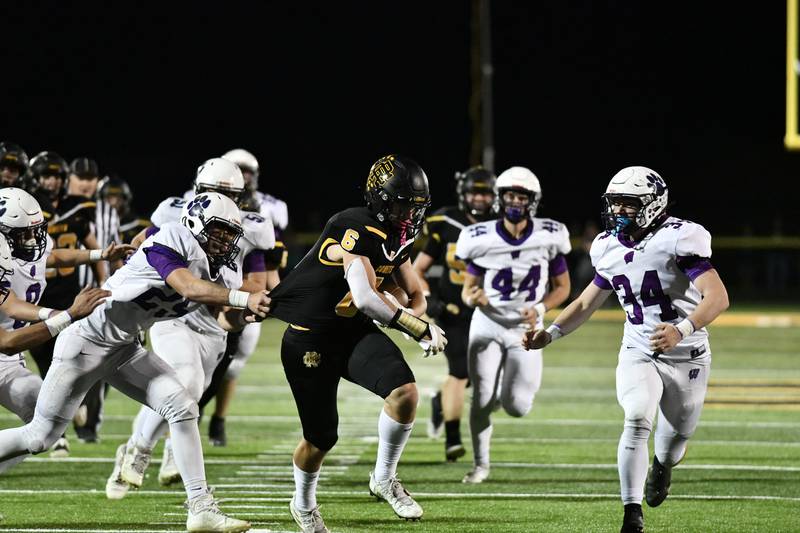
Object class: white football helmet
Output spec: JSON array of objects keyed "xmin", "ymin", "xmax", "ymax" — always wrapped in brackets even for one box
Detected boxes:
[
  {"xmin": 494, "ymin": 166, "xmax": 542, "ymax": 222},
  {"xmin": 221, "ymin": 148, "xmax": 259, "ymax": 191},
  {"xmin": 194, "ymin": 158, "xmax": 245, "ymax": 204},
  {"xmin": 180, "ymin": 192, "xmax": 243, "ymax": 271},
  {"xmin": 0, "ymin": 187, "xmax": 48, "ymax": 262},
  {"xmin": 602, "ymin": 166, "xmax": 668, "ymax": 236},
  {"xmin": 0, "ymin": 234, "xmax": 14, "ymax": 304}
]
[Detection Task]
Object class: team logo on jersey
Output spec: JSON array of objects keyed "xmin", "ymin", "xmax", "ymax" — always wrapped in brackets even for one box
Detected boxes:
[
  {"xmin": 688, "ymin": 368, "xmax": 700, "ymax": 380},
  {"xmin": 303, "ymin": 351, "xmax": 321, "ymax": 368}
]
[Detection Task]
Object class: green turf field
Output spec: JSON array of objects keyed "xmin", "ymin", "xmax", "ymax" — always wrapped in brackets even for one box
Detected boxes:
[{"xmin": 0, "ymin": 315, "xmax": 797, "ymax": 532}]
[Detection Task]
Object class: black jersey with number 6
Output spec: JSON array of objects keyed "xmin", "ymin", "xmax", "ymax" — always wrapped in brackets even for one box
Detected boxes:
[{"xmin": 269, "ymin": 207, "xmax": 413, "ymax": 332}]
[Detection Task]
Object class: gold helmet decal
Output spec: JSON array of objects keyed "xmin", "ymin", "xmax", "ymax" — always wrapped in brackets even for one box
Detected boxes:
[{"xmin": 366, "ymin": 155, "xmax": 396, "ymax": 191}]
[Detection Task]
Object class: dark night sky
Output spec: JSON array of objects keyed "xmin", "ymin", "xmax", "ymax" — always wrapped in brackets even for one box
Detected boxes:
[{"xmin": 4, "ymin": 2, "xmax": 795, "ymax": 235}]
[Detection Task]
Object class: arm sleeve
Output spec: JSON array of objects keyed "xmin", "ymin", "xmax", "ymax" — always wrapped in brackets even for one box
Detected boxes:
[
  {"xmin": 592, "ymin": 270, "xmax": 613, "ymax": 290},
  {"xmin": 549, "ymin": 254, "xmax": 569, "ymax": 276},
  {"xmin": 143, "ymin": 244, "xmax": 189, "ymax": 281},
  {"xmin": 344, "ymin": 259, "xmax": 396, "ymax": 324}
]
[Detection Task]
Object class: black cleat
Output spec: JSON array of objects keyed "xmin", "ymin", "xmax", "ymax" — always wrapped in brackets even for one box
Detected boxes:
[
  {"xmin": 620, "ymin": 503, "xmax": 644, "ymax": 533},
  {"xmin": 208, "ymin": 415, "xmax": 227, "ymax": 447},
  {"xmin": 426, "ymin": 392, "xmax": 443, "ymax": 439},
  {"xmin": 445, "ymin": 443, "xmax": 466, "ymax": 462},
  {"xmin": 645, "ymin": 455, "xmax": 671, "ymax": 507}
]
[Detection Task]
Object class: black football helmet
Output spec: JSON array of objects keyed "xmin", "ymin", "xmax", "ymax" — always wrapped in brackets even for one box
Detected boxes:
[
  {"xmin": 0, "ymin": 142, "xmax": 30, "ymax": 187},
  {"xmin": 456, "ymin": 166, "xmax": 496, "ymax": 220},
  {"xmin": 364, "ymin": 155, "xmax": 431, "ymax": 245},
  {"xmin": 30, "ymin": 151, "xmax": 69, "ymax": 199},
  {"xmin": 98, "ymin": 174, "xmax": 133, "ymax": 216}
]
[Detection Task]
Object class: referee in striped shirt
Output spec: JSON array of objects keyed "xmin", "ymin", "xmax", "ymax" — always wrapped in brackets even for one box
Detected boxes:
[{"xmin": 68, "ymin": 157, "xmax": 120, "ymax": 443}]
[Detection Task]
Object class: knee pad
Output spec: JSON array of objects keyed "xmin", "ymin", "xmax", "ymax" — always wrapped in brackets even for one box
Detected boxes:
[
  {"xmin": 305, "ymin": 429, "xmax": 338, "ymax": 452},
  {"xmin": 155, "ymin": 389, "xmax": 200, "ymax": 423},
  {"xmin": 502, "ymin": 394, "xmax": 533, "ymax": 418}
]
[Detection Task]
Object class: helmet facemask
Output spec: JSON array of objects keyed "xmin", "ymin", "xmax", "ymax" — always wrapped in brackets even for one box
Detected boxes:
[
  {"xmin": 3, "ymin": 222, "xmax": 48, "ymax": 262},
  {"xmin": 497, "ymin": 187, "xmax": 538, "ymax": 223},
  {"xmin": 198, "ymin": 219, "xmax": 243, "ymax": 272},
  {"xmin": 602, "ymin": 190, "xmax": 667, "ymax": 237},
  {"xmin": 384, "ymin": 195, "xmax": 430, "ymax": 246}
]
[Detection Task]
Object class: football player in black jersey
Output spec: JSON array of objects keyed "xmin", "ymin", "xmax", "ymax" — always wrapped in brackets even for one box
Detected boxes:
[
  {"xmin": 268, "ymin": 155, "xmax": 446, "ymax": 531},
  {"xmin": 412, "ymin": 166, "xmax": 496, "ymax": 462},
  {"xmin": 0, "ymin": 142, "xmax": 29, "ymax": 188},
  {"xmin": 27, "ymin": 151, "xmax": 107, "ymax": 456}
]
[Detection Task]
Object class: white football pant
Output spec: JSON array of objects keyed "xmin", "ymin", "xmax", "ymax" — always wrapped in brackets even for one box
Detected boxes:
[
  {"xmin": 131, "ymin": 320, "xmax": 226, "ymax": 449},
  {"xmin": 468, "ymin": 311, "xmax": 543, "ymax": 466},
  {"xmin": 0, "ymin": 324, "xmax": 207, "ymax": 498},
  {"xmin": 616, "ymin": 347, "xmax": 710, "ymax": 504}
]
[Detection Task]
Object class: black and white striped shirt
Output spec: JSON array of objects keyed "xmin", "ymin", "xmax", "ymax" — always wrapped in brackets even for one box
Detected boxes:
[{"xmin": 78, "ymin": 199, "xmax": 121, "ymax": 288}]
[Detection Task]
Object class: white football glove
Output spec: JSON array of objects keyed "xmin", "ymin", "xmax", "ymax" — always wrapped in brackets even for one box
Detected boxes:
[{"xmin": 420, "ymin": 323, "xmax": 447, "ymax": 357}]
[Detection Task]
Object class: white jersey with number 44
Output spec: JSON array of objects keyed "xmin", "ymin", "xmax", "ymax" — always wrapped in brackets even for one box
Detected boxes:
[
  {"xmin": 456, "ymin": 218, "xmax": 571, "ymax": 328},
  {"xmin": 590, "ymin": 217, "xmax": 713, "ymax": 360}
]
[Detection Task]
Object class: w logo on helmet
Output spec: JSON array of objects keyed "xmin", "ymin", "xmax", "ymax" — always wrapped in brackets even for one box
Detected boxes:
[
  {"xmin": 187, "ymin": 194, "xmax": 212, "ymax": 218},
  {"xmin": 646, "ymin": 173, "xmax": 666, "ymax": 196}
]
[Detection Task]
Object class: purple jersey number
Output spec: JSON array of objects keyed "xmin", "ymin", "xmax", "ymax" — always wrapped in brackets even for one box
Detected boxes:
[
  {"xmin": 132, "ymin": 287, "xmax": 191, "ymax": 318},
  {"xmin": 491, "ymin": 265, "xmax": 542, "ymax": 302},
  {"xmin": 12, "ymin": 282, "xmax": 42, "ymax": 329},
  {"xmin": 612, "ymin": 270, "xmax": 678, "ymax": 325}
]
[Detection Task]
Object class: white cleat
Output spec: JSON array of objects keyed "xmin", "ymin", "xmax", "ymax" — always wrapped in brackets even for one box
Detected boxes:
[
  {"xmin": 49, "ymin": 437, "xmax": 70, "ymax": 458},
  {"xmin": 368, "ymin": 471, "xmax": 423, "ymax": 520},
  {"xmin": 106, "ymin": 444, "xmax": 131, "ymax": 500},
  {"xmin": 158, "ymin": 438, "xmax": 181, "ymax": 486},
  {"xmin": 120, "ymin": 444, "xmax": 151, "ymax": 488},
  {"xmin": 462, "ymin": 464, "xmax": 490, "ymax": 484},
  {"xmin": 186, "ymin": 492, "xmax": 251, "ymax": 532},
  {"xmin": 289, "ymin": 496, "xmax": 330, "ymax": 533}
]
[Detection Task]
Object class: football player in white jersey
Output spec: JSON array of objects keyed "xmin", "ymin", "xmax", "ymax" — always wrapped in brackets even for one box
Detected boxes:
[
  {"xmin": 456, "ymin": 167, "xmax": 571, "ymax": 484},
  {"xmin": 524, "ymin": 166, "xmax": 729, "ymax": 533},
  {"xmin": 0, "ymin": 192, "xmax": 268, "ymax": 532},
  {"xmin": 202, "ymin": 148, "xmax": 287, "ymax": 447},
  {"xmin": 107, "ymin": 158, "xmax": 275, "ymax": 498},
  {"xmin": 0, "ymin": 188, "xmax": 131, "ymax": 429}
]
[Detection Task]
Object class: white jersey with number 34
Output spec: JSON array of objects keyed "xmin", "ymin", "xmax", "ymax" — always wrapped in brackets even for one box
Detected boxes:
[
  {"xmin": 590, "ymin": 217, "xmax": 713, "ymax": 360},
  {"xmin": 456, "ymin": 218, "xmax": 571, "ymax": 328}
]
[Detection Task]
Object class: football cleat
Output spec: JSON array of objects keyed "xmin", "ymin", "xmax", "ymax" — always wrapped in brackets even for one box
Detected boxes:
[
  {"xmin": 120, "ymin": 444, "xmax": 151, "ymax": 488},
  {"xmin": 289, "ymin": 496, "xmax": 330, "ymax": 533},
  {"xmin": 427, "ymin": 392, "xmax": 443, "ymax": 439},
  {"xmin": 158, "ymin": 438, "xmax": 182, "ymax": 486},
  {"xmin": 185, "ymin": 491, "xmax": 251, "ymax": 533},
  {"xmin": 106, "ymin": 444, "xmax": 130, "ymax": 500},
  {"xmin": 50, "ymin": 437, "xmax": 70, "ymax": 458},
  {"xmin": 462, "ymin": 464, "xmax": 490, "ymax": 484},
  {"xmin": 209, "ymin": 415, "xmax": 227, "ymax": 447},
  {"xmin": 645, "ymin": 455, "xmax": 672, "ymax": 507},
  {"xmin": 368, "ymin": 471, "xmax": 423, "ymax": 520},
  {"xmin": 620, "ymin": 503, "xmax": 645, "ymax": 533},
  {"xmin": 445, "ymin": 443, "xmax": 466, "ymax": 462}
]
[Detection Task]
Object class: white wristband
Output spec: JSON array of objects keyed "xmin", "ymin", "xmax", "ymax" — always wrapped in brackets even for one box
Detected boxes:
[
  {"xmin": 89, "ymin": 249, "xmax": 103, "ymax": 262},
  {"xmin": 228, "ymin": 290, "xmax": 250, "ymax": 308},
  {"xmin": 44, "ymin": 311, "xmax": 72, "ymax": 337},
  {"xmin": 675, "ymin": 318, "xmax": 696, "ymax": 339},
  {"xmin": 38, "ymin": 307, "xmax": 55, "ymax": 321},
  {"xmin": 534, "ymin": 302, "xmax": 547, "ymax": 319},
  {"xmin": 545, "ymin": 323, "xmax": 564, "ymax": 341}
]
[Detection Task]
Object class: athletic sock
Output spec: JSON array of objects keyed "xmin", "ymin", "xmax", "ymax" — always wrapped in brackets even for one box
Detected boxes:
[
  {"xmin": 444, "ymin": 419, "xmax": 461, "ymax": 447},
  {"xmin": 373, "ymin": 409, "xmax": 413, "ymax": 482},
  {"xmin": 293, "ymin": 462, "xmax": 320, "ymax": 511},
  {"xmin": 618, "ymin": 423, "xmax": 650, "ymax": 504},
  {"xmin": 169, "ymin": 419, "xmax": 208, "ymax": 501}
]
